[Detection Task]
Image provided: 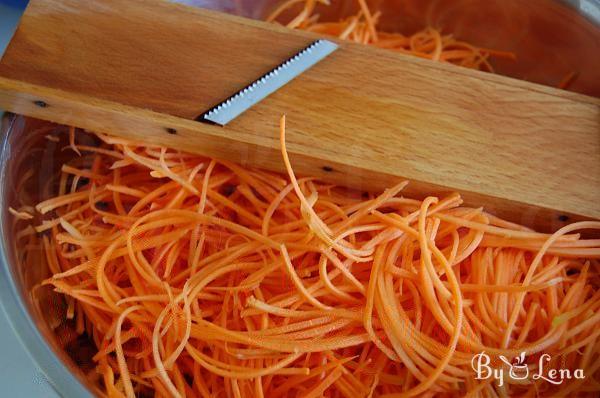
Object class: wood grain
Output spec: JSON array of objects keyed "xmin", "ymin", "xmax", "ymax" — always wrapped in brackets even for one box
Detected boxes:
[
  {"xmin": 0, "ymin": 77, "xmax": 593, "ymax": 233},
  {"xmin": 0, "ymin": 0, "xmax": 599, "ymax": 231}
]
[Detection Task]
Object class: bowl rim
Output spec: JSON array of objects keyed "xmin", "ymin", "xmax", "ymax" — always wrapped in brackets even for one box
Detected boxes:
[
  {"xmin": 0, "ymin": 2, "xmax": 598, "ymax": 395},
  {"xmin": 561, "ymin": 0, "xmax": 600, "ymax": 25},
  {"xmin": 0, "ymin": 112, "xmax": 93, "ymax": 398}
]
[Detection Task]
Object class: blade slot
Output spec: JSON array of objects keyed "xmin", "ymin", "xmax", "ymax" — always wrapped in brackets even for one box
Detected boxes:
[{"xmin": 197, "ymin": 39, "xmax": 338, "ymax": 125}]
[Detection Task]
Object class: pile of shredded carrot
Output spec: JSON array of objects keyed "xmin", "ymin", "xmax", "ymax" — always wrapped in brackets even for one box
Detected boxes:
[
  {"xmin": 267, "ymin": 0, "xmax": 516, "ymax": 72},
  {"xmin": 8, "ymin": 1, "xmax": 596, "ymax": 397},
  {"xmin": 10, "ymin": 117, "xmax": 599, "ymax": 397}
]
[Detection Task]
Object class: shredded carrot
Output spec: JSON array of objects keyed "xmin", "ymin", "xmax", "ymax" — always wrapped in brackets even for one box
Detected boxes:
[
  {"xmin": 268, "ymin": 0, "xmax": 515, "ymax": 72},
  {"xmin": 559, "ymin": 71, "xmax": 579, "ymax": 90},
  {"xmin": 69, "ymin": 125, "xmax": 82, "ymax": 156},
  {"xmin": 10, "ymin": 116, "xmax": 598, "ymax": 397},
  {"xmin": 9, "ymin": 206, "xmax": 34, "ymax": 220},
  {"xmin": 8, "ymin": 2, "xmax": 596, "ymax": 397}
]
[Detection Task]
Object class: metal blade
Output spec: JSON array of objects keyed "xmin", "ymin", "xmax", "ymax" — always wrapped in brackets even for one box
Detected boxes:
[{"xmin": 198, "ymin": 39, "xmax": 338, "ymax": 125}]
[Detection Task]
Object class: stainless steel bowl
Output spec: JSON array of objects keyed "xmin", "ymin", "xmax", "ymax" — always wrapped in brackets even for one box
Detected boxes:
[
  {"xmin": 0, "ymin": 1, "xmax": 598, "ymax": 396},
  {"xmin": 0, "ymin": 115, "xmax": 97, "ymax": 397},
  {"xmin": 179, "ymin": 0, "xmax": 600, "ymax": 97}
]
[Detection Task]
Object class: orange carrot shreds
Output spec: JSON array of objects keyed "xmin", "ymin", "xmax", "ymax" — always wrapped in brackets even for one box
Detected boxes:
[
  {"xmin": 13, "ymin": 117, "xmax": 599, "ymax": 398},
  {"xmin": 268, "ymin": 0, "xmax": 514, "ymax": 72},
  {"xmin": 559, "ymin": 71, "xmax": 579, "ymax": 90},
  {"xmin": 68, "ymin": 125, "xmax": 81, "ymax": 156},
  {"xmin": 4, "ymin": 2, "xmax": 586, "ymax": 396},
  {"xmin": 9, "ymin": 206, "xmax": 35, "ymax": 220}
]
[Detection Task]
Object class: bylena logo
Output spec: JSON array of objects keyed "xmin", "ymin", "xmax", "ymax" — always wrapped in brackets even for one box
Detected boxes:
[{"xmin": 471, "ymin": 352, "xmax": 585, "ymax": 387}]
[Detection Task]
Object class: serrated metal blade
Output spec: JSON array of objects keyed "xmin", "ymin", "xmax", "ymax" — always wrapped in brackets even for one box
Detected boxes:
[{"xmin": 198, "ymin": 39, "xmax": 338, "ymax": 125}]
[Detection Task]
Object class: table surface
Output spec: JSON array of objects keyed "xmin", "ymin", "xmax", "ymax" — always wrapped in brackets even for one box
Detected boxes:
[{"xmin": 1, "ymin": 1, "xmax": 60, "ymax": 396}]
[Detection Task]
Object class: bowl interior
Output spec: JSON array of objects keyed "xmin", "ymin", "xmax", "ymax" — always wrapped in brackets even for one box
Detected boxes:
[
  {"xmin": 0, "ymin": 0, "xmax": 599, "ymax": 396},
  {"xmin": 178, "ymin": 0, "xmax": 600, "ymax": 96}
]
